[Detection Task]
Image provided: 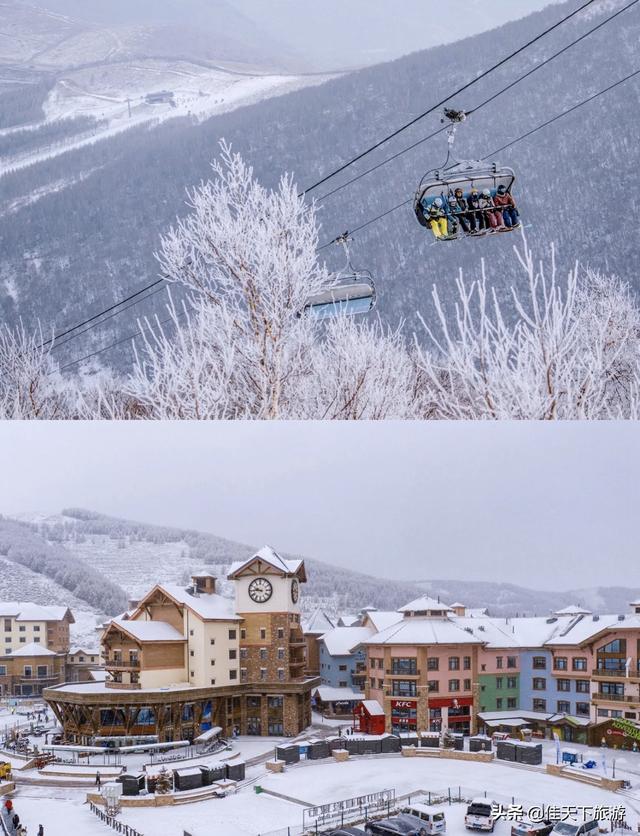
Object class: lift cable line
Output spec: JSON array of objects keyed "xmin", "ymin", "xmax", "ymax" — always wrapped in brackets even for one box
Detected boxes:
[
  {"xmin": 319, "ymin": 66, "xmax": 640, "ymax": 246},
  {"xmin": 37, "ymin": 0, "xmax": 626, "ymax": 356},
  {"xmin": 57, "ymin": 66, "xmax": 640, "ymax": 373},
  {"xmin": 315, "ymin": 0, "xmax": 640, "ymax": 205},
  {"xmin": 298, "ymin": 0, "xmax": 603, "ymax": 197}
]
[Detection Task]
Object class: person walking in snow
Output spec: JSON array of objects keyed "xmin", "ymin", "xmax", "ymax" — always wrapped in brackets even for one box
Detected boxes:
[
  {"xmin": 95, "ymin": 770, "xmax": 101, "ymax": 788},
  {"xmin": 493, "ymin": 184, "xmax": 520, "ymax": 229},
  {"xmin": 12, "ymin": 812, "xmax": 20, "ymax": 830},
  {"xmin": 37, "ymin": 827, "xmax": 44, "ymax": 836}
]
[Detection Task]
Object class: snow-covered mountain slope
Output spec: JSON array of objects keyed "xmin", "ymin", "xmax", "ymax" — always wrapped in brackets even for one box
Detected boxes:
[{"xmin": 8, "ymin": 509, "xmax": 640, "ymax": 623}]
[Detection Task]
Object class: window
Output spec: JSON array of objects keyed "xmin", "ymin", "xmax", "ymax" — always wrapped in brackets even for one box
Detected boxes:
[
  {"xmin": 496, "ymin": 697, "xmax": 503, "ymax": 709},
  {"xmin": 3, "ymin": 620, "xmax": 10, "ymax": 632},
  {"xmin": 33, "ymin": 626, "xmax": 40, "ymax": 632},
  {"xmin": 601, "ymin": 682, "xmax": 624, "ymax": 696},
  {"xmin": 533, "ymin": 678, "xmax": 546, "ymax": 691},
  {"xmin": 532, "ymin": 657, "xmax": 546, "ymax": 669},
  {"xmin": 339, "ymin": 664, "xmax": 347, "ymax": 671},
  {"xmin": 78, "ymin": 655, "xmax": 85, "ymax": 662},
  {"xmin": 507, "ymin": 677, "xmax": 517, "ymax": 689},
  {"xmin": 278, "ymin": 669, "xmax": 285, "ymax": 681},
  {"xmin": 392, "ymin": 680, "xmax": 417, "ymax": 697},
  {"xmin": 611, "ymin": 709, "xmax": 623, "ymax": 718},
  {"xmin": 277, "ymin": 628, "xmax": 284, "ymax": 639},
  {"xmin": 464, "ymin": 679, "xmax": 471, "ymax": 691},
  {"xmin": 240, "ymin": 668, "xmax": 247, "ymax": 682},
  {"xmin": 189, "ymin": 629, "xmax": 194, "ymax": 636},
  {"xmin": 427, "ymin": 658, "xmax": 439, "ymax": 671},
  {"xmin": 600, "ymin": 639, "xmax": 625, "ymax": 654},
  {"xmin": 428, "ymin": 680, "xmax": 439, "ymax": 692},
  {"xmin": 190, "ymin": 670, "xmax": 194, "ymax": 677},
  {"xmin": 260, "ymin": 668, "xmax": 267, "ymax": 680},
  {"xmin": 557, "ymin": 700, "xmax": 570, "ymax": 713},
  {"xmin": 507, "ymin": 698, "xmax": 517, "ymax": 709},
  {"xmin": 481, "ymin": 664, "xmax": 486, "ymax": 672},
  {"xmin": 190, "ymin": 650, "xmax": 194, "ymax": 657},
  {"xmin": 572, "ymin": 657, "xmax": 587, "ymax": 671},
  {"xmin": 496, "ymin": 657, "xmax": 503, "ymax": 669},
  {"xmin": 448, "ymin": 679, "xmax": 460, "ymax": 692},
  {"xmin": 33, "ymin": 638, "xmax": 40, "ymax": 643},
  {"xmin": 495, "ymin": 677, "xmax": 503, "ymax": 690},
  {"xmin": 240, "ymin": 629, "xmax": 246, "ymax": 640},
  {"xmin": 229, "ymin": 669, "xmax": 237, "ymax": 680},
  {"xmin": 448, "ymin": 657, "xmax": 460, "ymax": 671},
  {"xmin": 557, "ymin": 679, "xmax": 571, "ymax": 692},
  {"xmin": 229, "ymin": 649, "xmax": 237, "ymax": 660},
  {"xmin": 576, "ymin": 679, "xmax": 590, "ymax": 693},
  {"xmin": 260, "ymin": 628, "xmax": 267, "ymax": 640},
  {"xmin": 240, "ymin": 648, "xmax": 248, "ymax": 659},
  {"xmin": 625, "ymin": 712, "xmax": 637, "ymax": 719},
  {"xmin": 278, "ymin": 648, "xmax": 286, "ymax": 660},
  {"xmin": 18, "ymin": 626, "xmax": 25, "ymax": 633},
  {"xmin": 0, "ymin": 666, "xmax": 6, "ymax": 676},
  {"xmin": 554, "ymin": 657, "xmax": 568, "ymax": 671},
  {"xmin": 463, "ymin": 656, "xmax": 471, "ymax": 670},
  {"xmin": 210, "ymin": 638, "xmax": 215, "ymax": 645},
  {"xmin": 392, "ymin": 658, "xmax": 418, "ymax": 675},
  {"xmin": 259, "ymin": 648, "xmax": 268, "ymax": 660},
  {"xmin": 228, "ymin": 629, "xmax": 236, "ymax": 640},
  {"xmin": 210, "ymin": 659, "xmax": 215, "ymax": 666},
  {"xmin": 4, "ymin": 637, "xmax": 10, "ymax": 643},
  {"xmin": 19, "ymin": 637, "xmax": 25, "ymax": 644},
  {"xmin": 339, "ymin": 680, "xmax": 347, "ymax": 687},
  {"xmin": 533, "ymin": 698, "xmax": 546, "ymax": 712},
  {"xmin": 210, "ymin": 678, "xmax": 216, "ymax": 685},
  {"xmin": 377, "ymin": 679, "xmax": 384, "ymax": 689},
  {"xmin": 576, "ymin": 702, "xmax": 590, "ymax": 716},
  {"xmin": 370, "ymin": 678, "xmax": 375, "ymax": 689},
  {"xmin": 597, "ymin": 708, "xmax": 610, "ymax": 717},
  {"xmin": 507, "ymin": 657, "xmax": 517, "ymax": 669}
]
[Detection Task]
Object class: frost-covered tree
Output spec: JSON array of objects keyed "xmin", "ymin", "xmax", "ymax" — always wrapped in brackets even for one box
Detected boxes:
[
  {"xmin": 414, "ymin": 238, "xmax": 640, "ymax": 420},
  {"xmin": 0, "ymin": 322, "xmax": 69, "ymax": 419}
]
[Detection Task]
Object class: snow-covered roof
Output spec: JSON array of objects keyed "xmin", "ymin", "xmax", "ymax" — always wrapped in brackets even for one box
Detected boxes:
[
  {"xmin": 478, "ymin": 709, "xmax": 553, "ymax": 722},
  {"xmin": 360, "ymin": 699, "xmax": 385, "ymax": 716},
  {"xmin": 337, "ymin": 615, "xmax": 360, "ymax": 627},
  {"xmin": 314, "ymin": 686, "xmax": 364, "ymax": 702},
  {"xmin": 398, "ymin": 596, "xmax": 453, "ymax": 614},
  {"xmin": 227, "ymin": 546, "xmax": 303, "ymax": 579},
  {"xmin": 450, "ymin": 602, "xmax": 466, "ymax": 608},
  {"xmin": 546, "ymin": 713, "xmax": 591, "ymax": 727},
  {"xmin": 366, "ymin": 617, "xmax": 481, "ymax": 646},
  {"xmin": 112, "ymin": 618, "xmax": 185, "ymax": 642},
  {"xmin": 320, "ymin": 626, "xmax": 373, "ymax": 656},
  {"xmin": 545, "ymin": 613, "xmax": 640, "ymax": 646},
  {"xmin": 69, "ymin": 647, "xmax": 100, "ymax": 656},
  {"xmin": 9, "ymin": 642, "xmax": 57, "ymax": 657},
  {"xmin": 553, "ymin": 605, "xmax": 592, "ymax": 616},
  {"xmin": 363, "ymin": 611, "xmax": 402, "ymax": 632},
  {"xmin": 302, "ymin": 608, "xmax": 335, "ymax": 635},
  {"xmin": 0, "ymin": 602, "xmax": 73, "ymax": 622},
  {"xmin": 156, "ymin": 584, "xmax": 240, "ymax": 622},
  {"xmin": 90, "ymin": 669, "xmax": 107, "ymax": 682}
]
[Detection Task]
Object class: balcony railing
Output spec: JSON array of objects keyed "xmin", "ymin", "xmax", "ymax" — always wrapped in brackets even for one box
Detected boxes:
[
  {"xmin": 105, "ymin": 660, "xmax": 140, "ymax": 670},
  {"xmin": 592, "ymin": 667, "xmax": 640, "ymax": 679},
  {"xmin": 386, "ymin": 669, "xmax": 421, "ymax": 677},
  {"xmin": 20, "ymin": 673, "xmax": 59, "ymax": 682},
  {"xmin": 105, "ymin": 680, "xmax": 141, "ymax": 690},
  {"xmin": 593, "ymin": 692, "xmax": 640, "ymax": 703}
]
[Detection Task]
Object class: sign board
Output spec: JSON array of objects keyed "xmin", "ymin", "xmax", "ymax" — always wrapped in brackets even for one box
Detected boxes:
[{"xmin": 303, "ymin": 788, "xmax": 396, "ymax": 831}]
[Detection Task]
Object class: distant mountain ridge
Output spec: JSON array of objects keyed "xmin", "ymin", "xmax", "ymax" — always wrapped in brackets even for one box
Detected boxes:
[{"xmin": 6, "ymin": 509, "xmax": 639, "ymax": 621}]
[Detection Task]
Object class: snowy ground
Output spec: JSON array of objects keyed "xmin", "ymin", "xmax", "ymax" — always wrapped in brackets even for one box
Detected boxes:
[
  {"xmin": 6, "ymin": 744, "xmax": 640, "ymax": 836},
  {"xmin": 1, "ymin": 61, "xmax": 336, "ymax": 179}
]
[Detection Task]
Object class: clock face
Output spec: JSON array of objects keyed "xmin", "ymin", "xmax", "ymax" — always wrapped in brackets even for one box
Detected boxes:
[
  {"xmin": 291, "ymin": 579, "xmax": 299, "ymax": 604},
  {"xmin": 248, "ymin": 577, "xmax": 273, "ymax": 604}
]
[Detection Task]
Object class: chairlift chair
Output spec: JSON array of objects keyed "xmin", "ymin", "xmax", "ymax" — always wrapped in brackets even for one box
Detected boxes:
[
  {"xmin": 414, "ymin": 108, "xmax": 520, "ymax": 241},
  {"xmin": 302, "ymin": 233, "xmax": 377, "ymax": 320}
]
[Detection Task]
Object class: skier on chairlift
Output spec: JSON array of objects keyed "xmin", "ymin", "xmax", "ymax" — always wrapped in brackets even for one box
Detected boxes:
[
  {"xmin": 493, "ymin": 184, "xmax": 520, "ymax": 229},
  {"xmin": 426, "ymin": 197, "xmax": 449, "ymax": 239},
  {"xmin": 479, "ymin": 188, "xmax": 500, "ymax": 230},
  {"xmin": 448, "ymin": 188, "xmax": 473, "ymax": 235}
]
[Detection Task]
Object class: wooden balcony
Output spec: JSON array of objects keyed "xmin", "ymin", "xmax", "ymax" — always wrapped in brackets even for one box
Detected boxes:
[
  {"xmin": 105, "ymin": 660, "xmax": 140, "ymax": 671},
  {"xmin": 386, "ymin": 670, "xmax": 420, "ymax": 678},
  {"xmin": 593, "ymin": 692, "xmax": 640, "ymax": 704}
]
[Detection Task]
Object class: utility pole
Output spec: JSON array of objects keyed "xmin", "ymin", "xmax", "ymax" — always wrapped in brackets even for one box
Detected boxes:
[{"xmin": 127, "ymin": 98, "xmax": 132, "ymax": 118}]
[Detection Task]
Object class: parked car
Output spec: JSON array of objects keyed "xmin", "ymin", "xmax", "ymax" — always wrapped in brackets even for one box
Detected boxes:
[
  {"xmin": 551, "ymin": 819, "xmax": 600, "ymax": 836},
  {"xmin": 465, "ymin": 799, "xmax": 497, "ymax": 832},
  {"xmin": 512, "ymin": 820, "xmax": 554, "ymax": 836},
  {"xmin": 365, "ymin": 816, "xmax": 426, "ymax": 835},
  {"xmin": 330, "ymin": 830, "xmax": 367, "ymax": 836},
  {"xmin": 402, "ymin": 804, "xmax": 446, "ymax": 835}
]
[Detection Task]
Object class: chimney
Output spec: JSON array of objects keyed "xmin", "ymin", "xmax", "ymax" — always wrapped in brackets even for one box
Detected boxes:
[{"xmin": 192, "ymin": 575, "xmax": 216, "ymax": 595}]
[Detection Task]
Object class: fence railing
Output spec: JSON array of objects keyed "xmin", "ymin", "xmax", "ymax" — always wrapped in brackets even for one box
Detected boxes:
[{"xmin": 89, "ymin": 802, "xmax": 144, "ymax": 836}]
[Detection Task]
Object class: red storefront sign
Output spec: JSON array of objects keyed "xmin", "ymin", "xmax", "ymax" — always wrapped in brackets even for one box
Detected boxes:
[
  {"xmin": 428, "ymin": 697, "xmax": 473, "ymax": 709},
  {"xmin": 391, "ymin": 700, "xmax": 417, "ymax": 709}
]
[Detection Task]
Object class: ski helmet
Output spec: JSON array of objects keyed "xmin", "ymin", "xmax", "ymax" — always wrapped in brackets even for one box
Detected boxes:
[{"xmin": 434, "ymin": 197, "xmax": 443, "ymax": 207}]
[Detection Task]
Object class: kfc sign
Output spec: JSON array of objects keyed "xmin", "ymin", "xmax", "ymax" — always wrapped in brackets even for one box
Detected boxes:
[{"xmin": 391, "ymin": 700, "xmax": 416, "ymax": 709}]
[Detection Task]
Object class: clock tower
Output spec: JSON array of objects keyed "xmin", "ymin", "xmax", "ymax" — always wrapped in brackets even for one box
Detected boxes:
[{"xmin": 226, "ymin": 546, "xmax": 315, "ymax": 736}]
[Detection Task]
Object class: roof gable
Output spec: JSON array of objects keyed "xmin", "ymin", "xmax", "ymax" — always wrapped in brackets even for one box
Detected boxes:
[{"xmin": 227, "ymin": 546, "xmax": 306, "ymax": 581}]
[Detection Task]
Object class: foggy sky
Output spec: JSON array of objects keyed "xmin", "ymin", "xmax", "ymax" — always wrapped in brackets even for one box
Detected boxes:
[{"xmin": 0, "ymin": 423, "xmax": 636, "ymax": 591}]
